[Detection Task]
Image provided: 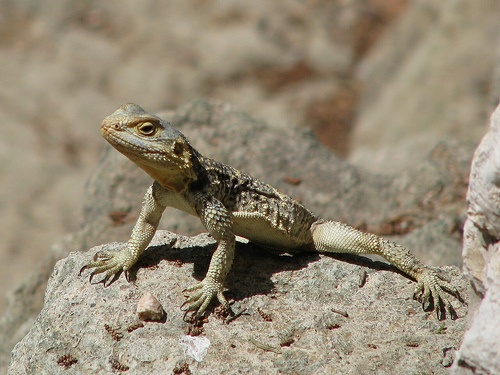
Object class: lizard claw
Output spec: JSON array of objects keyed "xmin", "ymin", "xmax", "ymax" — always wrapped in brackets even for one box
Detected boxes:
[
  {"xmin": 181, "ymin": 278, "xmax": 228, "ymax": 318},
  {"xmin": 80, "ymin": 249, "xmax": 135, "ymax": 286},
  {"xmin": 413, "ymin": 267, "xmax": 463, "ymax": 320}
]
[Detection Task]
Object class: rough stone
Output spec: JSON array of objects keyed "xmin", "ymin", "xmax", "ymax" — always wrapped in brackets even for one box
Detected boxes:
[
  {"xmin": 8, "ymin": 231, "xmax": 468, "ymax": 374},
  {"xmin": 137, "ymin": 292, "xmax": 164, "ymax": 322},
  {"xmin": 453, "ymin": 103, "xmax": 500, "ymax": 375}
]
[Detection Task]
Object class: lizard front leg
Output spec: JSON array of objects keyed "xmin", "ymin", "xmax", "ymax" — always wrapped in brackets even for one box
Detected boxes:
[
  {"xmin": 183, "ymin": 194, "xmax": 235, "ymax": 316},
  {"xmin": 311, "ymin": 220, "xmax": 461, "ymax": 319},
  {"xmin": 80, "ymin": 183, "xmax": 166, "ymax": 284}
]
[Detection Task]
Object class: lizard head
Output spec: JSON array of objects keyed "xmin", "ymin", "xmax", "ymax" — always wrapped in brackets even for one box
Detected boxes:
[{"xmin": 101, "ymin": 103, "xmax": 198, "ymax": 193}]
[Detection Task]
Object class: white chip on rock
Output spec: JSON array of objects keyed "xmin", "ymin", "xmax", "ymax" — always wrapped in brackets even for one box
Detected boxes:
[{"xmin": 179, "ymin": 335, "xmax": 210, "ymax": 362}]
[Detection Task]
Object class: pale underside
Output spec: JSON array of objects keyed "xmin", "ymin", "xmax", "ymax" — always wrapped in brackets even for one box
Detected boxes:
[{"xmin": 154, "ymin": 182, "xmax": 311, "ymax": 249}]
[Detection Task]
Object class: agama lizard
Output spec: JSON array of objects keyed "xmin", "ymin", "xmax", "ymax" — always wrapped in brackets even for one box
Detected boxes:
[{"xmin": 81, "ymin": 103, "xmax": 461, "ymax": 319}]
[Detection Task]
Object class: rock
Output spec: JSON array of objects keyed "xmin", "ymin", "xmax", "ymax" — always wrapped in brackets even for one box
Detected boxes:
[
  {"xmin": 137, "ymin": 292, "xmax": 164, "ymax": 322},
  {"xmin": 452, "ymin": 103, "xmax": 500, "ymax": 374},
  {"xmin": 8, "ymin": 231, "xmax": 468, "ymax": 374}
]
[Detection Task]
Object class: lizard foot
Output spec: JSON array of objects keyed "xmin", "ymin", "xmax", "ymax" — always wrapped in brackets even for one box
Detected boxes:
[
  {"xmin": 79, "ymin": 249, "xmax": 136, "ymax": 285},
  {"xmin": 413, "ymin": 267, "xmax": 464, "ymax": 320},
  {"xmin": 181, "ymin": 278, "xmax": 228, "ymax": 318}
]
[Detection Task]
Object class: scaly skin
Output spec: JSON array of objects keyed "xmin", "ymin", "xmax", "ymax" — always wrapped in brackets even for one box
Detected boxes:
[{"xmin": 81, "ymin": 103, "xmax": 462, "ymax": 319}]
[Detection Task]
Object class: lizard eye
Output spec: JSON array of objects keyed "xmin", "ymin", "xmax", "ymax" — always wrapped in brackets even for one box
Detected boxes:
[{"xmin": 138, "ymin": 122, "xmax": 156, "ymax": 136}]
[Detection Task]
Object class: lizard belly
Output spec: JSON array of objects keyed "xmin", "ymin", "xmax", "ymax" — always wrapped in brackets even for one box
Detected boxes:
[
  {"xmin": 231, "ymin": 211, "xmax": 305, "ymax": 249},
  {"xmin": 154, "ymin": 185, "xmax": 199, "ymax": 217}
]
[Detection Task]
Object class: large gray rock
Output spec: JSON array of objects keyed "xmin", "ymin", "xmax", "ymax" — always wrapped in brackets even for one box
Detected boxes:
[
  {"xmin": 8, "ymin": 231, "xmax": 468, "ymax": 374},
  {"xmin": 453, "ymin": 103, "xmax": 500, "ymax": 374}
]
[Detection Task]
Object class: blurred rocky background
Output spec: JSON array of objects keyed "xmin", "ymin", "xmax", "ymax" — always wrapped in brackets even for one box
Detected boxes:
[{"xmin": 0, "ymin": 0, "xmax": 499, "ymax": 352}]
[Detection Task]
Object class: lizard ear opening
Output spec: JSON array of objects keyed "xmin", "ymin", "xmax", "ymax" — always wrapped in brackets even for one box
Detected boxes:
[{"xmin": 173, "ymin": 142, "xmax": 184, "ymax": 155}]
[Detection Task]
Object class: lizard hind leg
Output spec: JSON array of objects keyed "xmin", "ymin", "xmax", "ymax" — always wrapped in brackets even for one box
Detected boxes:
[
  {"xmin": 311, "ymin": 220, "xmax": 380, "ymax": 255},
  {"xmin": 310, "ymin": 220, "xmax": 463, "ymax": 320}
]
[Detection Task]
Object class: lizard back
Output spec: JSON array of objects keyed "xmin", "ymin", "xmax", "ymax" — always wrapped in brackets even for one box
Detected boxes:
[{"xmin": 194, "ymin": 156, "xmax": 318, "ymax": 249}]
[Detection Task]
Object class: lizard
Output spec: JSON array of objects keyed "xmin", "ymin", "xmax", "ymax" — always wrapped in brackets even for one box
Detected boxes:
[{"xmin": 81, "ymin": 103, "xmax": 462, "ymax": 320}]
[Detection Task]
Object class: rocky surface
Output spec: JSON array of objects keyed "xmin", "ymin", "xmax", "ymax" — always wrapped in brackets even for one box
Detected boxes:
[
  {"xmin": 8, "ymin": 232, "xmax": 468, "ymax": 375},
  {"xmin": 453, "ymin": 104, "xmax": 500, "ymax": 374}
]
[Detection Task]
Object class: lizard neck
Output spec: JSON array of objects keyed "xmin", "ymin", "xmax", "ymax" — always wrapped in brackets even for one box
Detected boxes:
[{"xmin": 144, "ymin": 144, "xmax": 208, "ymax": 194}]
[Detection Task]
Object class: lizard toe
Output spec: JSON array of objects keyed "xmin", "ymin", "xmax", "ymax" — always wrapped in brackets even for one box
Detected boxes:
[
  {"xmin": 183, "ymin": 282, "xmax": 203, "ymax": 293},
  {"xmin": 93, "ymin": 250, "xmax": 113, "ymax": 262},
  {"xmin": 81, "ymin": 249, "xmax": 135, "ymax": 285},
  {"xmin": 182, "ymin": 278, "xmax": 226, "ymax": 316},
  {"xmin": 181, "ymin": 290, "xmax": 204, "ymax": 310},
  {"xmin": 415, "ymin": 267, "xmax": 462, "ymax": 320}
]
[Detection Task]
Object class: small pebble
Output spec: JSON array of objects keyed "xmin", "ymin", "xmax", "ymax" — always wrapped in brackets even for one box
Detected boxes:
[{"xmin": 137, "ymin": 292, "xmax": 164, "ymax": 321}]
